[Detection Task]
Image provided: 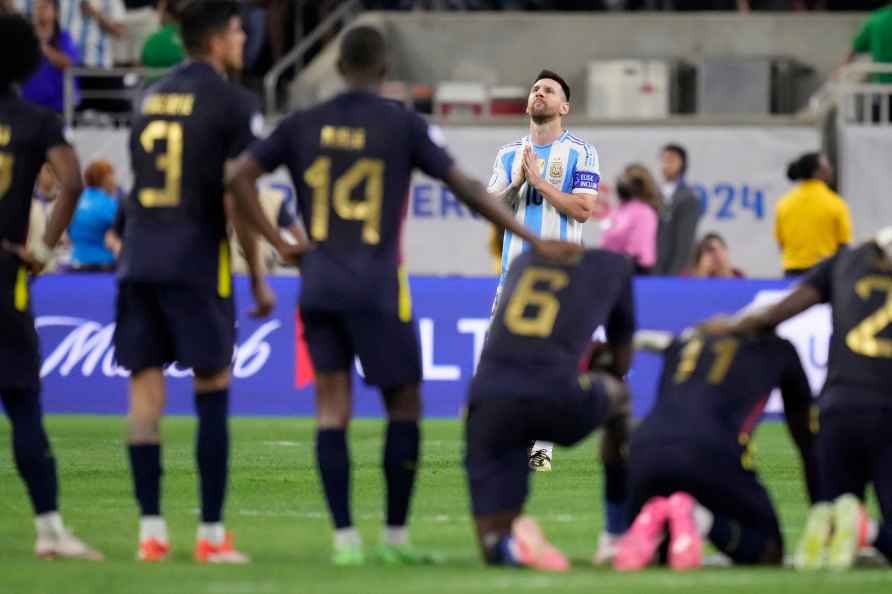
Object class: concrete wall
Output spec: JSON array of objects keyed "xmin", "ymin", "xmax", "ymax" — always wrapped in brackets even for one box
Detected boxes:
[{"xmin": 290, "ymin": 11, "xmax": 866, "ymax": 112}]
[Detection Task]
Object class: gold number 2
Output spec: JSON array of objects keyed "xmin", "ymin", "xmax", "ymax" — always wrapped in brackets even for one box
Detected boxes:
[
  {"xmin": 303, "ymin": 157, "xmax": 384, "ymax": 244},
  {"xmin": 138, "ymin": 121, "xmax": 183, "ymax": 208},
  {"xmin": 0, "ymin": 152, "xmax": 13, "ymax": 199},
  {"xmin": 673, "ymin": 337, "xmax": 739, "ymax": 385},
  {"xmin": 846, "ymin": 276, "xmax": 892, "ymax": 358},
  {"xmin": 503, "ymin": 267, "xmax": 569, "ymax": 338}
]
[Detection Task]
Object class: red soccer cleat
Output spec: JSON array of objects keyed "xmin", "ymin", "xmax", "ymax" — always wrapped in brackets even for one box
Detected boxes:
[
  {"xmin": 614, "ymin": 496, "xmax": 669, "ymax": 572},
  {"xmin": 194, "ymin": 532, "xmax": 250, "ymax": 565},
  {"xmin": 511, "ymin": 516, "xmax": 570, "ymax": 572},
  {"xmin": 667, "ymin": 492, "xmax": 703, "ymax": 571}
]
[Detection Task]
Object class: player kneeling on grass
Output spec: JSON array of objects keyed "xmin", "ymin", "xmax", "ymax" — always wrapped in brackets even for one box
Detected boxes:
[
  {"xmin": 703, "ymin": 227, "xmax": 892, "ymax": 571},
  {"xmin": 0, "ymin": 13, "xmax": 101, "ymax": 561},
  {"xmin": 465, "ymin": 247, "xmax": 635, "ymax": 571},
  {"xmin": 614, "ymin": 330, "xmax": 819, "ymax": 571}
]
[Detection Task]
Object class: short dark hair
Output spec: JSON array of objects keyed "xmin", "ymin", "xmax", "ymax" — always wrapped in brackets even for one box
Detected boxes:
[
  {"xmin": 533, "ymin": 69, "xmax": 570, "ymax": 102},
  {"xmin": 339, "ymin": 25, "xmax": 387, "ymax": 75},
  {"xmin": 662, "ymin": 143, "xmax": 688, "ymax": 175},
  {"xmin": 178, "ymin": 0, "xmax": 240, "ymax": 56},
  {"xmin": 0, "ymin": 14, "xmax": 41, "ymax": 90},
  {"xmin": 787, "ymin": 152, "xmax": 822, "ymax": 182}
]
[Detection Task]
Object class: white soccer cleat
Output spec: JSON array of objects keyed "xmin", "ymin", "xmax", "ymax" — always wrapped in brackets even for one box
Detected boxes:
[
  {"xmin": 529, "ymin": 449, "xmax": 552, "ymax": 472},
  {"xmin": 592, "ymin": 531, "xmax": 621, "ymax": 565},
  {"xmin": 36, "ymin": 530, "xmax": 104, "ymax": 560}
]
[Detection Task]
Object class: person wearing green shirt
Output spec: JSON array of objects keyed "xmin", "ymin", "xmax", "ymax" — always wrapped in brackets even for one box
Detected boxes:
[
  {"xmin": 844, "ymin": 2, "xmax": 892, "ymax": 84},
  {"xmin": 140, "ymin": 0, "xmax": 184, "ymax": 70}
]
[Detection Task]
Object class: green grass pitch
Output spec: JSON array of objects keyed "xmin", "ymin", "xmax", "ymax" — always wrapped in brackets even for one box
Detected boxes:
[{"xmin": 1, "ymin": 416, "xmax": 890, "ymax": 594}]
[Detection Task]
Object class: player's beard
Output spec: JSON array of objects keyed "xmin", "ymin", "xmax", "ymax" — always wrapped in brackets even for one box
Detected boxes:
[{"xmin": 529, "ymin": 103, "xmax": 559, "ymax": 125}]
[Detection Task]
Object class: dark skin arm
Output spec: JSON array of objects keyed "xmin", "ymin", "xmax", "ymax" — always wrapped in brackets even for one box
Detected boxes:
[{"xmin": 701, "ymin": 284, "xmax": 822, "ymax": 336}]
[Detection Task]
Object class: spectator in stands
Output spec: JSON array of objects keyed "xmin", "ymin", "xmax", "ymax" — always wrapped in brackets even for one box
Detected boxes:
[
  {"xmin": 655, "ymin": 143, "xmax": 701, "ymax": 276},
  {"xmin": 0, "ymin": 0, "xmax": 14, "ymax": 13},
  {"xmin": 118, "ymin": 0, "xmax": 157, "ymax": 66},
  {"xmin": 775, "ymin": 152, "xmax": 852, "ymax": 277},
  {"xmin": 28, "ymin": 163, "xmax": 66, "ymax": 272},
  {"xmin": 22, "ymin": 0, "xmax": 80, "ymax": 114},
  {"xmin": 688, "ymin": 232, "xmax": 745, "ymax": 278},
  {"xmin": 68, "ymin": 160, "xmax": 119, "ymax": 272},
  {"xmin": 840, "ymin": 1, "xmax": 892, "ymax": 87},
  {"xmin": 60, "ymin": 0, "xmax": 126, "ymax": 68},
  {"xmin": 140, "ymin": 0, "xmax": 183, "ymax": 70},
  {"xmin": 600, "ymin": 164, "xmax": 660, "ymax": 274}
]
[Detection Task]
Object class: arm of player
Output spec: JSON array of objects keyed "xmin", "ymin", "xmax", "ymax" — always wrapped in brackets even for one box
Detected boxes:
[
  {"xmin": 225, "ymin": 155, "xmax": 310, "ymax": 266},
  {"xmin": 444, "ymin": 166, "xmax": 581, "ymax": 262},
  {"xmin": 779, "ymin": 346, "xmax": 821, "ymax": 504},
  {"xmin": 700, "ymin": 285, "xmax": 822, "ymax": 337},
  {"xmin": 634, "ymin": 330, "xmax": 674, "ymax": 354},
  {"xmin": 522, "ymin": 146, "xmax": 595, "ymax": 223},
  {"xmin": 225, "ymin": 193, "xmax": 275, "ymax": 318}
]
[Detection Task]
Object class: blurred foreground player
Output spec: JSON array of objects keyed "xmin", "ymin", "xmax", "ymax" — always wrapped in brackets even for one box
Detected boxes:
[
  {"xmin": 464, "ymin": 248, "xmax": 634, "ymax": 571},
  {"xmin": 615, "ymin": 330, "xmax": 819, "ymax": 571},
  {"xmin": 704, "ymin": 228, "xmax": 892, "ymax": 571},
  {"xmin": 0, "ymin": 14, "xmax": 101, "ymax": 560},
  {"xmin": 228, "ymin": 25, "xmax": 578, "ymax": 566},
  {"xmin": 115, "ymin": 0, "xmax": 299, "ymax": 564}
]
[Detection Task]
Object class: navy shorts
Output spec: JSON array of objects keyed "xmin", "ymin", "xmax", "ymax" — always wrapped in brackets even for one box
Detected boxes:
[
  {"xmin": 817, "ymin": 397, "xmax": 892, "ymax": 518},
  {"xmin": 464, "ymin": 372, "xmax": 610, "ymax": 516},
  {"xmin": 0, "ymin": 274, "xmax": 40, "ymax": 392},
  {"xmin": 114, "ymin": 282, "xmax": 235, "ymax": 374},
  {"xmin": 299, "ymin": 308, "xmax": 421, "ymax": 390},
  {"xmin": 628, "ymin": 441, "xmax": 781, "ymax": 554}
]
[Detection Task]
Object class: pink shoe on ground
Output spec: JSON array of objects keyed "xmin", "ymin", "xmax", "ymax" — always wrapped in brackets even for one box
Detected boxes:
[
  {"xmin": 667, "ymin": 492, "xmax": 703, "ymax": 571},
  {"xmin": 613, "ymin": 496, "xmax": 669, "ymax": 572}
]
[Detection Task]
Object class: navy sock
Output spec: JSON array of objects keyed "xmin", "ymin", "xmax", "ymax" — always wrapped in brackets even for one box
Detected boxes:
[
  {"xmin": 317, "ymin": 429, "xmax": 352, "ymax": 529},
  {"xmin": 127, "ymin": 444, "xmax": 162, "ymax": 516},
  {"xmin": 195, "ymin": 389, "xmax": 229, "ymax": 523},
  {"xmin": 1, "ymin": 390, "xmax": 58, "ymax": 515},
  {"xmin": 486, "ymin": 534, "xmax": 521, "ymax": 566},
  {"xmin": 873, "ymin": 522, "xmax": 892, "ymax": 563},
  {"xmin": 603, "ymin": 461, "xmax": 628, "ymax": 535},
  {"xmin": 384, "ymin": 421, "xmax": 420, "ymax": 528},
  {"xmin": 708, "ymin": 514, "xmax": 775, "ymax": 564}
]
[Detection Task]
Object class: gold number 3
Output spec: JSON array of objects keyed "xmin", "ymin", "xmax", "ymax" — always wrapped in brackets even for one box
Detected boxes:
[
  {"xmin": 503, "ymin": 267, "xmax": 569, "ymax": 338},
  {"xmin": 138, "ymin": 121, "xmax": 183, "ymax": 208},
  {"xmin": 0, "ymin": 152, "xmax": 14, "ymax": 199},
  {"xmin": 846, "ymin": 276, "xmax": 892, "ymax": 358}
]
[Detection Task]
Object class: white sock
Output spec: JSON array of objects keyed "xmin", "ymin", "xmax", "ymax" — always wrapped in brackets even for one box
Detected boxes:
[
  {"xmin": 382, "ymin": 526, "xmax": 409, "ymax": 546},
  {"xmin": 198, "ymin": 523, "xmax": 225, "ymax": 545},
  {"xmin": 533, "ymin": 441, "xmax": 553, "ymax": 457},
  {"xmin": 866, "ymin": 520, "xmax": 879, "ymax": 545},
  {"xmin": 334, "ymin": 527, "xmax": 361, "ymax": 549},
  {"xmin": 35, "ymin": 512, "xmax": 64, "ymax": 537},
  {"xmin": 139, "ymin": 516, "xmax": 168, "ymax": 543},
  {"xmin": 693, "ymin": 504, "xmax": 714, "ymax": 537}
]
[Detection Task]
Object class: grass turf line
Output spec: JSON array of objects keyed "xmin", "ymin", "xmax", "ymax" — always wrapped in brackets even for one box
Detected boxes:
[{"xmin": 0, "ymin": 417, "xmax": 889, "ymax": 594}]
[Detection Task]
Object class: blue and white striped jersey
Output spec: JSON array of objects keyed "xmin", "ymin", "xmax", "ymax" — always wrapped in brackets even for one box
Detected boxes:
[{"xmin": 487, "ymin": 130, "xmax": 600, "ymax": 279}]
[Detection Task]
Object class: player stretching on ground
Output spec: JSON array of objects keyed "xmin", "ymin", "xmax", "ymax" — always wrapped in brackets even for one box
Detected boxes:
[
  {"xmin": 0, "ymin": 14, "xmax": 101, "ymax": 560},
  {"xmin": 705, "ymin": 228, "xmax": 892, "ymax": 571},
  {"xmin": 465, "ymin": 247, "xmax": 634, "ymax": 571},
  {"xmin": 115, "ymin": 1, "xmax": 295, "ymax": 563},
  {"xmin": 229, "ymin": 26, "xmax": 576, "ymax": 566},
  {"xmin": 487, "ymin": 70, "xmax": 600, "ymax": 474},
  {"xmin": 615, "ymin": 330, "xmax": 819, "ymax": 571}
]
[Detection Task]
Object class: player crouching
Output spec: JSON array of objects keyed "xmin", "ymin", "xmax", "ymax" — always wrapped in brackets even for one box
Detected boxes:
[{"xmin": 464, "ymin": 247, "xmax": 636, "ymax": 570}]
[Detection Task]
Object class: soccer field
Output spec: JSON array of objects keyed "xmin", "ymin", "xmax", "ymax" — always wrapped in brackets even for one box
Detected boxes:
[{"xmin": 1, "ymin": 417, "xmax": 890, "ymax": 594}]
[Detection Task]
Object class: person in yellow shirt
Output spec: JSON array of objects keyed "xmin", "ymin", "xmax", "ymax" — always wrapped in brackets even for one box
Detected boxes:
[{"xmin": 775, "ymin": 152, "xmax": 852, "ymax": 277}]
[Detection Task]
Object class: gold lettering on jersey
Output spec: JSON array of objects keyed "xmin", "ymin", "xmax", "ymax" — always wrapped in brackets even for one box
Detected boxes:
[
  {"xmin": 0, "ymin": 125, "xmax": 10, "ymax": 146},
  {"xmin": 142, "ymin": 94, "xmax": 195, "ymax": 116},
  {"xmin": 320, "ymin": 126, "xmax": 366, "ymax": 151}
]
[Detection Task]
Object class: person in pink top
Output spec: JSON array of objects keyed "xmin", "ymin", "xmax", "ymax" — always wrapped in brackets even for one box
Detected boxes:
[{"xmin": 600, "ymin": 164, "xmax": 661, "ymax": 274}]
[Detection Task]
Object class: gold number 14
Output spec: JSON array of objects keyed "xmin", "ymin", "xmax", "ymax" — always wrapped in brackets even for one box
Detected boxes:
[{"xmin": 303, "ymin": 157, "xmax": 384, "ymax": 244}]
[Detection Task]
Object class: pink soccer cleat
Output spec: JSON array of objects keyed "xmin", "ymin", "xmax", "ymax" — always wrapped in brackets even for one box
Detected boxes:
[
  {"xmin": 613, "ymin": 496, "xmax": 669, "ymax": 572},
  {"xmin": 511, "ymin": 516, "xmax": 570, "ymax": 572},
  {"xmin": 666, "ymin": 492, "xmax": 703, "ymax": 571}
]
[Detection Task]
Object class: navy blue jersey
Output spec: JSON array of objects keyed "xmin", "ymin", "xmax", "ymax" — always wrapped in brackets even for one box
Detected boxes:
[
  {"xmin": 120, "ymin": 62, "xmax": 261, "ymax": 293},
  {"xmin": 0, "ymin": 89, "xmax": 68, "ymax": 281},
  {"xmin": 802, "ymin": 244, "xmax": 892, "ymax": 409},
  {"xmin": 635, "ymin": 333, "xmax": 811, "ymax": 454},
  {"xmin": 249, "ymin": 90, "xmax": 454, "ymax": 314},
  {"xmin": 476, "ymin": 248, "xmax": 635, "ymax": 392}
]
